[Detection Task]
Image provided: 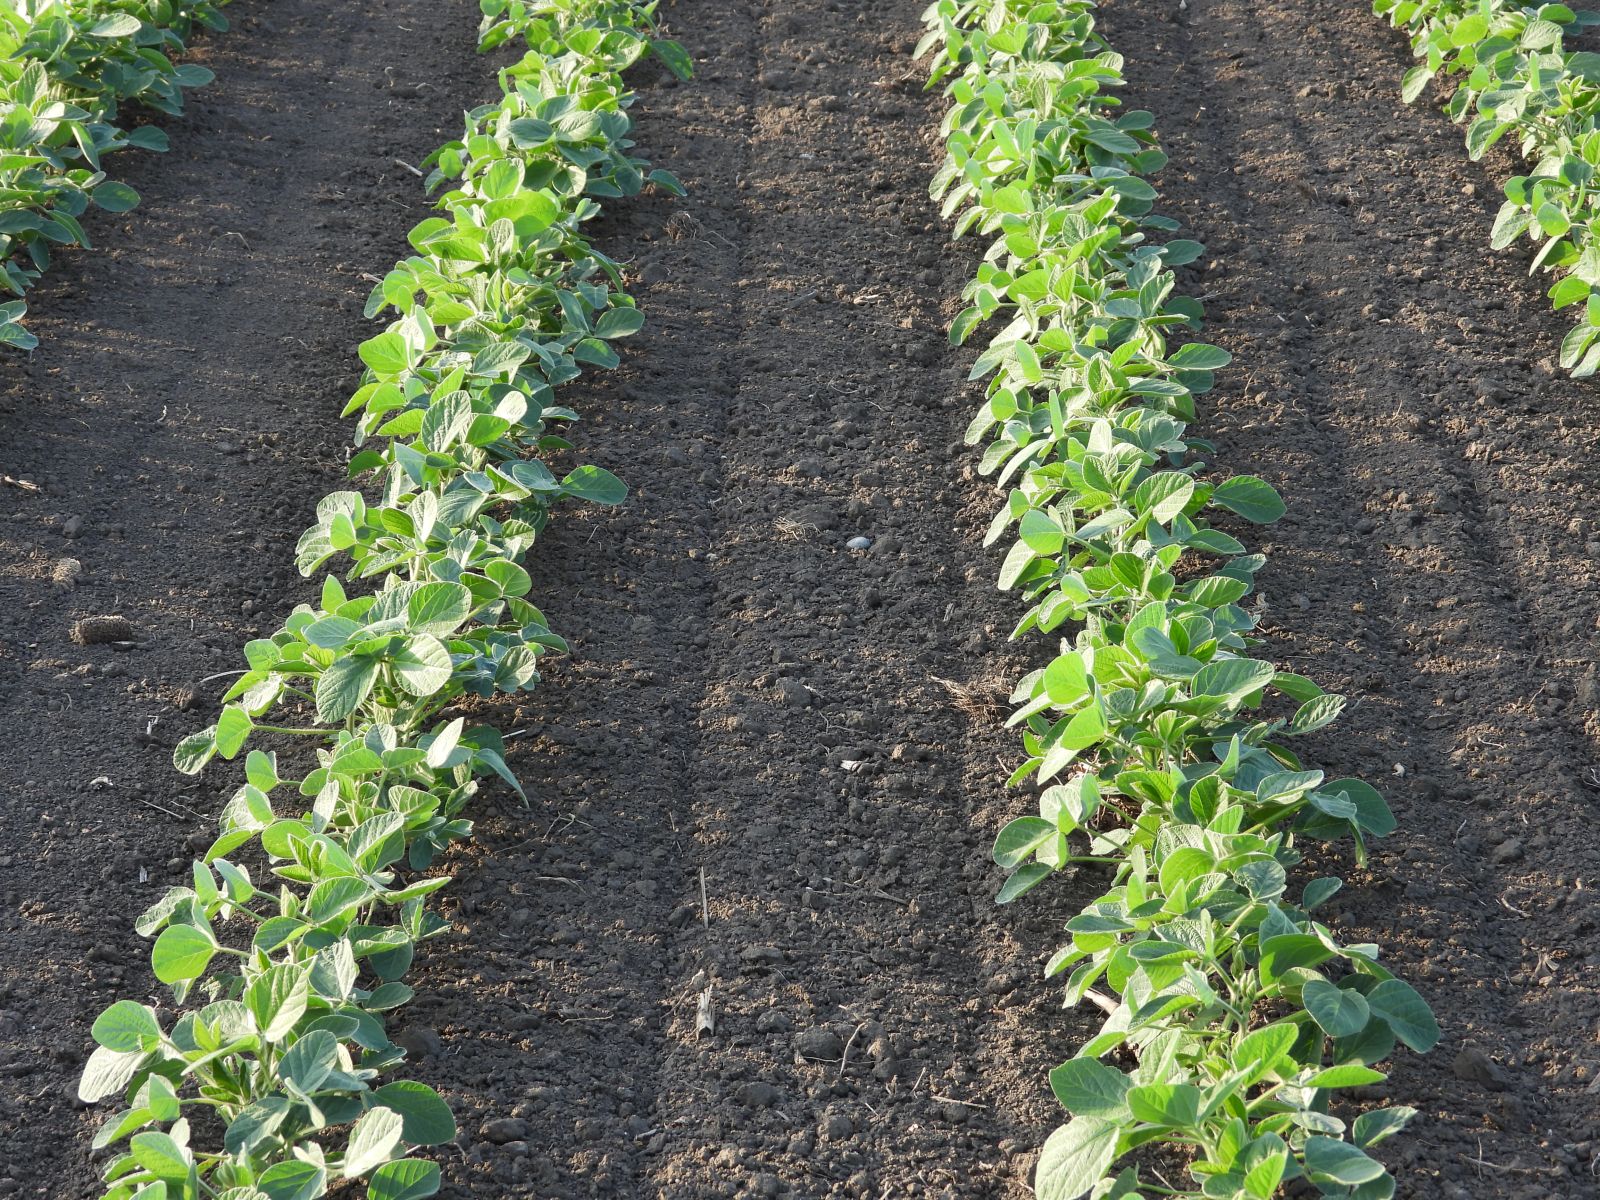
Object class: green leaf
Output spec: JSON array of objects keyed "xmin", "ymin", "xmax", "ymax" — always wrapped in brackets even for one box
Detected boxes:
[
  {"xmin": 406, "ymin": 582, "xmax": 473, "ymax": 635},
  {"xmin": 173, "ymin": 727, "xmax": 218, "ymax": 775},
  {"xmin": 1367, "ymin": 979, "xmax": 1439, "ymax": 1052},
  {"xmin": 993, "ymin": 817, "xmax": 1056, "ymax": 869},
  {"xmin": 1168, "ymin": 342, "xmax": 1230, "ymax": 370},
  {"xmin": 316, "ymin": 655, "xmax": 380, "ymax": 722},
  {"xmin": 1047, "ymin": 1058, "xmax": 1132, "ymax": 1120},
  {"xmin": 130, "ymin": 1131, "xmax": 191, "ymax": 1183},
  {"xmin": 258, "ymin": 1159, "xmax": 326, "ymax": 1200},
  {"xmin": 368, "ymin": 1159, "xmax": 441, "ymax": 1200},
  {"xmin": 246, "ymin": 749, "xmax": 280, "ymax": 792},
  {"xmin": 1056, "ymin": 703, "xmax": 1107, "ymax": 750},
  {"xmin": 1303, "ymin": 980, "xmax": 1371, "ymax": 1038},
  {"xmin": 344, "ymin": 1107, "xmax": 405, "ymax": 1178},
  {"xmin": 391, "ymin": 635, "xmax": 453, "ymax": 696},
  {"xmin": 215, "ymin": 705, "xmax": 253, "ymax": 759},
  {"xmin": 996, "ymin": 862, "xmax": 1052, "ymax": 904},
  {"xmin": 89, "ymin": 13, "xmax": 144, "ymax": 36},
  {"xmin": 151, "ymin": 923, "xmax": 217, "ymax": 984},
  {"xmin": 1191, "ymin": 657, "xmax": 1275, "ymax": 702},
  {"xmin": 561, "ymin": 465, "xmax": 627, "ymax": 505},
  {"xmin": 594, "ymin": 307, "xmax": 645, "ymax": 338},
  {"xmin": 246, "ymin": 964, "xmax": 311, "ymax": 1042},
  {"xmin": 304, "ymin": 877, "xmax": 372, "ymax": 926},
  {"xmin": 1043, "ymin": 653, "xmax": 1089, "ymax": 703},
  {"xmin": 1232, "ymin": 1022, "xmax": 1297, "ymax": 1084},
  {"xmin": 1212, "ymin": 475, "xmax": 1286, "ymax": 523},
  {"xmin": 650, "ymin": 37, "xmax": 694, "ymax": 81},
  {"xmin": 375, "ymin": 1081, "xmax": 457, "ymax": 1145},
  {"xmin": 226, "ymin": 1095, "xmax": 292, "ymax": 1156},
  {"xmin": 1035, "ymin": 1116, "xmax": 1119, "ymax": 1200},
  {"xmin": 359, "ymin": 331, "xmax": 413, "ymax": 378},
  {"xmin": 1126, "ymin": 1082, "xmax": 1201, "ymax": 1128},
  {"xmin": 1305, "ymin": 1063, "xmax": 1385, "ymax": 1089},
  {"xmin": 92, "ymin": 182, "xmax": 141, "ymax": 213},
  {"xmin": 92, "ymin": 1001, "xmax": 161, "ymax": 1053},
  {"xmin": 1290, "ymin": 693, "xmax": 1345, "ymax": 734},
  {"xmin": 1353, "ymin": 1105, "xmax": 1417, "ymax": 1148},
  {"xmin": 1324, "ymin": 778, "xmax": 1396, "ymax": 837},
  {"xmin": 277, "ymin": 1029, "xmax": 338, "ymax": 1093},
  {"xmin": 79, "ymin": 1045, "xmax": 147, "ymax": 1103},
  {"xmin": 1243, "ymin": 1139, "xmax": 1288, "ymax": 1199},
  {"xmin": 1400, "ymin": 65, "xmax": 1434, "ymax": 104},
  {"xmin": 1303, "ymin": 1136, "xmax": 1386, "ymax": 1186}
]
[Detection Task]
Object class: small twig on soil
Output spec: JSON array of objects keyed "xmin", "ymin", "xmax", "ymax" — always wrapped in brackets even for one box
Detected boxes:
[
  {"xmin": 198, "ymin": 669, "xmax": 248, "ymax": 685},
  {"xmin": 533, "ymin": 875, "xmax": 585, "ymax": 891},
  {"xmin": 699, "ymin": 864, "xmax": 709, "ymax": 929},
  {"xmin": 928, "ymin": 1093, "xmax": 989, "ymax": 1110},
  {"xmin": 394, "ymin": 158, "xmax": 424, "ymax": 177},
  {"xmin": 1498, "ymin": 894, "xmax": 1531, "ymax": 919},
  {"xmin": 835, "ymin": 1021, "xmax": 866, "ymax": 1084},
  {"xmin": 1, "ymin": 473, "xmax": 41, "ymax": 492},
  {"xmin": 131, "ymin": 794, "xmax": 200, "ymax": 821},
  {"xmin": 818, "ymin": 875, "xmax": 911, "ymax": 907},
  {"xmin": 1459, "ymin": 1155, "xmax": 1560, "ymax": 1175}
]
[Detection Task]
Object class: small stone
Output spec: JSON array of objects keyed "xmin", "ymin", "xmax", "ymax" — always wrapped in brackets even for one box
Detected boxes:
[
  {"xmin": 737, "ymin": 1081, "xmax": 779, "ymax": 1109},
  {"xmin": 1491, "ymin": 838, "xmax": 1524, "ymax": 865},
  {"xmin": 821, "ymin": 1112, "xmax": 853, "ymax": 1141},
  {"xmin": 393, "ymin": 1025, "xmax": 443, "ymax": 1060},
  {"xmin": 61, "ymin": 514, "xmax": 83, "ymax": 539},
  {"xmin": 846, "ymin": 536, "xmax": 872, "ymax": 551},
  {"xmin": 776, "ymin": 678, "xmax": 811, "ymax": 708},
  {"xmin": 1453, "ymin": 1046, "xmax": 1510, "ymax": 1091},
  {"xmin": 753, "ymin": 1173, "xmax": 782, "ymax": 1198},
  {"xmin": 755, "ymin": 1008, "xmax": 793, "ymax": 1034},
  {"xmin": 479, "ymin": 1117, "xmax": 530, "ymax": 1144},
  {"xmin": 795, "ymin": 1028, "xmax": 845, "ymax": 1060}
]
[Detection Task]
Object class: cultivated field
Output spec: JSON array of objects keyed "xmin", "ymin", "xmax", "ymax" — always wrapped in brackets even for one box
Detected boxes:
[{"xmin": 0, "ymin": 1, "xmax": 1594, "ymax": 1198}]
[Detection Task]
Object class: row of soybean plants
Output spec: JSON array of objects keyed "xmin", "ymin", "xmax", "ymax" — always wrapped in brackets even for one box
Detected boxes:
[
  {"xmin": 73, "ymin": 2, "xmax": 690, "ymax": 1198},
  {"xmin": 1376, "ymin": 0, "xmax": 1600, "ymax": 374},
  {"xmin": 917, "ymin": 2, "xmax": 1437, "ymax": 1198},
  {"xmin": 0, "ymin": 0, "xmax": 227, "ymax": 350}
]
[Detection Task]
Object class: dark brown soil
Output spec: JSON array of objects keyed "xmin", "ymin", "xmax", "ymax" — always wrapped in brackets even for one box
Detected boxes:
[{"xmin": 4, "ymin": 0, "xmax": 1599, "ymax": 1196}]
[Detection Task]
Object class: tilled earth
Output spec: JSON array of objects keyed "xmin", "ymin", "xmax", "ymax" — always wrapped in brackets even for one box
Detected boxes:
[{"xmin": 2, "ymin": 0, "xmax": 1598, "ymax": 1197}]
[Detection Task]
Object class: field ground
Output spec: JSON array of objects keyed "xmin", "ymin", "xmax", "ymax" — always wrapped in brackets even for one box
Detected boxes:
[{"xmin": 0, "ymin": 0, "xmax": 1596, "ymax": 1196}]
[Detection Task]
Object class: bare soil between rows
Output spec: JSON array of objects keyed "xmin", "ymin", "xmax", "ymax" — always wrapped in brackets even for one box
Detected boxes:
[{"xmin": 1, "ymin": 0, "xmax": 1598, "ymax": 1197}]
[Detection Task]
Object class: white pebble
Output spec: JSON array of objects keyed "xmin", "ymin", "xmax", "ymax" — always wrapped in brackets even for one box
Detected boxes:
[{"xmin": 846, "ymin": 536, "xmax": 872, "ymax": 551}]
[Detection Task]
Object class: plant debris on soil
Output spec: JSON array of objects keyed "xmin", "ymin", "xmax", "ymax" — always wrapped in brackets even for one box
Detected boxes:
[{"xmin": 2, "ymin": 0, "xmax": 1599, "ymax": 1197}]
